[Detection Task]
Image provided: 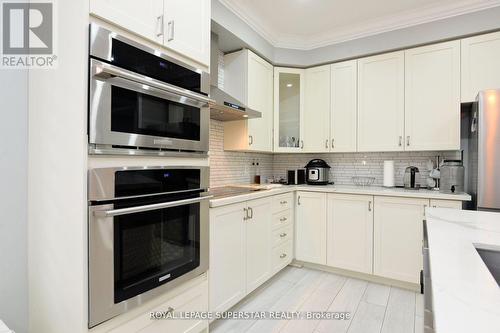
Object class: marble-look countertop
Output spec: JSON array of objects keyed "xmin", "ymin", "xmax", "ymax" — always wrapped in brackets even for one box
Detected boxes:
[
  {"xmin": 426, "ymin": 208, "xmax": 500, "ymax": 333},
  {"xmin": 209, "ymin": 184, "xmax": 471, "ymax": 208}
]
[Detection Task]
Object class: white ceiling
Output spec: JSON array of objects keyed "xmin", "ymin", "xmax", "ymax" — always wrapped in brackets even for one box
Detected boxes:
[{"xmin": 218, "ymin": 0, "xmax": 500, "ymax": 50}]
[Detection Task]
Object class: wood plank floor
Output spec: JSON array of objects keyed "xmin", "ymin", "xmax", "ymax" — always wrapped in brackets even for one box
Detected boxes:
[{"xmin": 210, "ymin": 266, "xmax": 424, "ymax": 333}]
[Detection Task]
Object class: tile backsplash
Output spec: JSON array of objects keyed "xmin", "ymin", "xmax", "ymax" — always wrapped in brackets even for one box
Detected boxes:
[
  {"xmin": 209, "ymin": 119, "xmax": 460, "ymax": 187},
  {"xmin": 273, "ymin": 151, "xmax": 460, "ymax": 186},
  {"xmin": 209, "ymin": 120, "xmax": 274, "ymax": 187}
]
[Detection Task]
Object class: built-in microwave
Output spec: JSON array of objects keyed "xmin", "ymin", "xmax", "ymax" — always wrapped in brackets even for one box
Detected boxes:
[
  {"xmin": 88, "ymin": 24, "xmax": 211, "ymax": 154},
  {"xmin": 88, "ymin": 166, "xmax": 211, "ymax": 327}
]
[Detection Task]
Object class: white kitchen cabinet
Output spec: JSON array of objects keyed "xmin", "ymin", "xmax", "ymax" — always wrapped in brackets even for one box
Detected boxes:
[
  {"xmin": 90, "ymin": 0, "xmax": 164, "ymax": 44},
  {"xmin": 461, "ymin": 31, "xmax": 500, "ymax": 102},
  {"xmin": 326, "ymin": 194, "xmax": 373, "ymax": 274},
  {"xmin": 223, "ymin": 50, "xmax": 274, "ymax": 152},
  {"xmin": 357, "ymin": 51, "xmax": 405, "ymax": 152},
  {"xmin": 245, "ymin": 197, "xmax": 272, "ymax": 293},
  {"xmin": 303, "ymin": 65, "xmax": 331, "ymax": 152},
  {"xmin": 274, "ymin": 67, "xmax": 305, "ymax": 152},
  {"xmin": 405, "ymin": 41, "xmax": 461, "ymax": 151},
  {"xmin": 295, "ymin": 191, "xmax": 327, "ymax": 265},
  {"xmin": 373, "ymin": 196, "xmax": 428, "ymax": 284},
  {"xmin": 209, "ymin": 203, "xmax": 246, "ymax": 313},
  {"xmin": 429, "ymin": 199, "xmax": 462, "ymax": 209},
  {"xmin": 209, "ymin": 198, "xmax": 273, "ymax": 313},
  {"xmin": 162, "ymin": 0, "xmax": 210, "ymax": 65},
  {"xmin": 330, "ymin": 60, "xmax": 358, "ymax": 152},
  {"xmin": 90, "ymin": 0, "xmax": 210, "ymax": 66}
]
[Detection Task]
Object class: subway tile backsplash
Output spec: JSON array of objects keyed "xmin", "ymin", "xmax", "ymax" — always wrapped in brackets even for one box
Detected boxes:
[
  {"xmin": 273, "ymin": 151, "xmax": 460, "ymax": 186},
  {"xmin": 209, "ymin": 119, "xmax": 460, "ymax": 187},
  {"xmin": 209, "ymin": 120, "xmax": 274, "ymax": 187}
]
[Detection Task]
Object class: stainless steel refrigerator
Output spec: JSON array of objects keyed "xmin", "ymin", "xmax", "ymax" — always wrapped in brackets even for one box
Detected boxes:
[{"xmin": 462, "ymin": 90, "xmax": 500, "ymax": 211}]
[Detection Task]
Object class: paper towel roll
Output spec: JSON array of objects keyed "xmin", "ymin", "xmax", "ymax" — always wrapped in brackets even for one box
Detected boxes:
[{"xmin": 383, "ymin": 160, "xmax": 395, "ymax": 187}]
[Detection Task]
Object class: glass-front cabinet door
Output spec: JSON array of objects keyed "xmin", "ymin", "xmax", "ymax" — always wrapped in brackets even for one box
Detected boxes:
[{"xmin": 274, "ymin": 67, "xmax": 305, "ymax": 152}]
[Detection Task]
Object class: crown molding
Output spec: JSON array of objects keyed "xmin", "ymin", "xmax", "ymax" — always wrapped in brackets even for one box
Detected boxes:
[{"xmin": 218, "ymin": 0, "xmax": 500, "ymax": 50}]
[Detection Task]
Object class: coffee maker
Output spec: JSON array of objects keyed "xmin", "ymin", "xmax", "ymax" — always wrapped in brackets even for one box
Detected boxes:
[{"xmin": 404, "ymin": 166, "xmax": 420, "ymax": 189}]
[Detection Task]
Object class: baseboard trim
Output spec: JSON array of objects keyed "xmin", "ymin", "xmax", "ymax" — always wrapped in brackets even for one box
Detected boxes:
[{"xmin": 292, "ymin": 260, "xmax": 420, "ymax": 292}]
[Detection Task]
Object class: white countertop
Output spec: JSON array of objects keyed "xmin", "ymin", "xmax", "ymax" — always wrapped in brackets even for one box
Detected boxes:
[
  {"xmin": 426, "ymin": 208, "xmax": 500, "ymax": 333},
  {"xmin": 0, "ymin": 320, "xmax": 11, "ymax": 333},
  {"xmin": 209, "ymin": 184, "xmax": 471, "ymax": 208}
]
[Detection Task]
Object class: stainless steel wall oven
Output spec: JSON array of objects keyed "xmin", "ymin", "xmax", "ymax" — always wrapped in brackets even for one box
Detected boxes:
[
  {"xmin": 88, "ymin": 166, "xmax": 210, "ymax": 327},
  {"xmin": 89, "ymin": 24, "xmax": 211, "ymax": 154}
]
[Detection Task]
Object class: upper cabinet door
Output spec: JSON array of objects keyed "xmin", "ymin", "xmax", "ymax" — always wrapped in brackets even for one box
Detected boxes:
[
  {"xmin": 330, "ymin": 60, "xmax": 357, "ymax": 152},
  {"xmin": 303, "ymin": 65, "xmax": 331, "ymax": 152},
  {"xmin": 461, "ymin": 31, "xmax": 500, "ymax": 102},
  {"xmin": 90, "ymin": 0, "xmax": 164, "ymax": 44},
  {"xmin": 163, "ymin": 0, "xmax": 210, "ymax": 66},
  {"xmin": 274, "ymin": 67, "xmax": 305, "ymax": 152},
  {"xmin": 405, "ymin": 41, "xmax": 460, "ymax": 151},
  {"xmin": 223, "ymin": 50, "xmax": 273, "ymax": 152},
  {"xmin": 357, "ymin": 51, "xmax": 405, "ymax": 152},
  {"xmin": 247, "ymin": 51, "xmax": 274, "ymax": 152}
]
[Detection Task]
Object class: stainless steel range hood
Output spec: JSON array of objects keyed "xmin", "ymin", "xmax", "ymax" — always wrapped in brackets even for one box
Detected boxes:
[{"xmin": 209, "ymin": 34, "xmax": 261, "ymax": 121}]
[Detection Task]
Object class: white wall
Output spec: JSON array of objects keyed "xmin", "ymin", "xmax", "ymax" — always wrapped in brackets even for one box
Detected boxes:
[
  {"xmin": 28, "ymin": 0, "xmax": 88, "ymax": 332},
  {"xmin": 0, "ymin": 70, "xmax": 28, "ymax": 333},
  {"xmin": 275, "ymin": 5, "xmax": 500, "ymax": 67},
  {"xmin": 211, "ymin": 0, "xmax": 274, "ymax": 61},
  {"xmin": 212, "ymin": 0, "xmax": 500, "ymax": 67}
]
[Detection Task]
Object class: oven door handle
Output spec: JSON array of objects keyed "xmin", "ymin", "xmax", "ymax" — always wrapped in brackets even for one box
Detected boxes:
[
  {"xmin": 92, "ymin": 60, "xmax": 214, "ymax": 107},
  {"xmin": 93, "ymin": 195, "xmax": 213, "ymax": 218}
]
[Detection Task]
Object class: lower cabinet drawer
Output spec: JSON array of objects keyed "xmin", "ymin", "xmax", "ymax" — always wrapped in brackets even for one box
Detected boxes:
[
  {"xmin": 272, "ymin": 240, "xmax": 293, "ymax": 273},
  {"xmin": 272, "ymin": 210, "xmax": 292, "ymax": 229},
  {"xmin": 272, "ymin": 224, "xmax": 293, "ymax": 247},
  {"xmin": 109, "ymin": 279, "xmax": 208, "ymax": 333},
  {"xmin": 272, "ymin": 193, "xmax": 293, "ymax": 213}
]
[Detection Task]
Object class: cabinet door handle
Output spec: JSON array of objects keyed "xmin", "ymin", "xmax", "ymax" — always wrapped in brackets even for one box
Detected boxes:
[
  {"xmin": 368, "ymin": 201, "xmax": 372, "ymax": 212},
  {"xmin": 248, "ymin": 207, "xmax": 253, "ymax": 219},
  {"xmin": 280, "ymin": 233, "xmax": 287, "ymax": 238},
  {"xmin": 325, "ymin": 139, "xmax": 329, "ymax": 149},
  {"xmin": 300, "ymin": 140, "xmax": 304, "ymax": 149},
  {"xmin": 280, "ymin": 200, "xmax": 287, "ymax": 205},
  {"xmin": 243, "ymin": 208, "xmax": 248, "ymax": 221},
  {"xmin": 297, "ymin": 196, "xmax": 301, "ymax": 206},
  {"xmin": 280, "ymin": 217, "xmax": 287, "ymax": 222},
  {"xmin": 249, "ymin": 135, "xmax": 253, "ymax": 145},
  {"xmin": 331, "ymin": 138, "xmax": 335, "ymax": 149},
  {"xmin": 423, "ymin": 204, "xmax": 427, "ymax": 217},
  {"xmin": 398, "ymin": 136, "xmax": 402, "ymax": 147},
  {"xmin": 280, "ymin": 253, "xmax": 287, "ymax": 259},
  {"xmin": 167, "ymin": 20, "xmax": 175, "ymax": 41},
  {"xmin": 156, "ymin": 15, "xmax": 164, "ymax": 37},
  {"xmin": 407, "ymin": 136, "xmax": 410, "ymax": 146}
]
